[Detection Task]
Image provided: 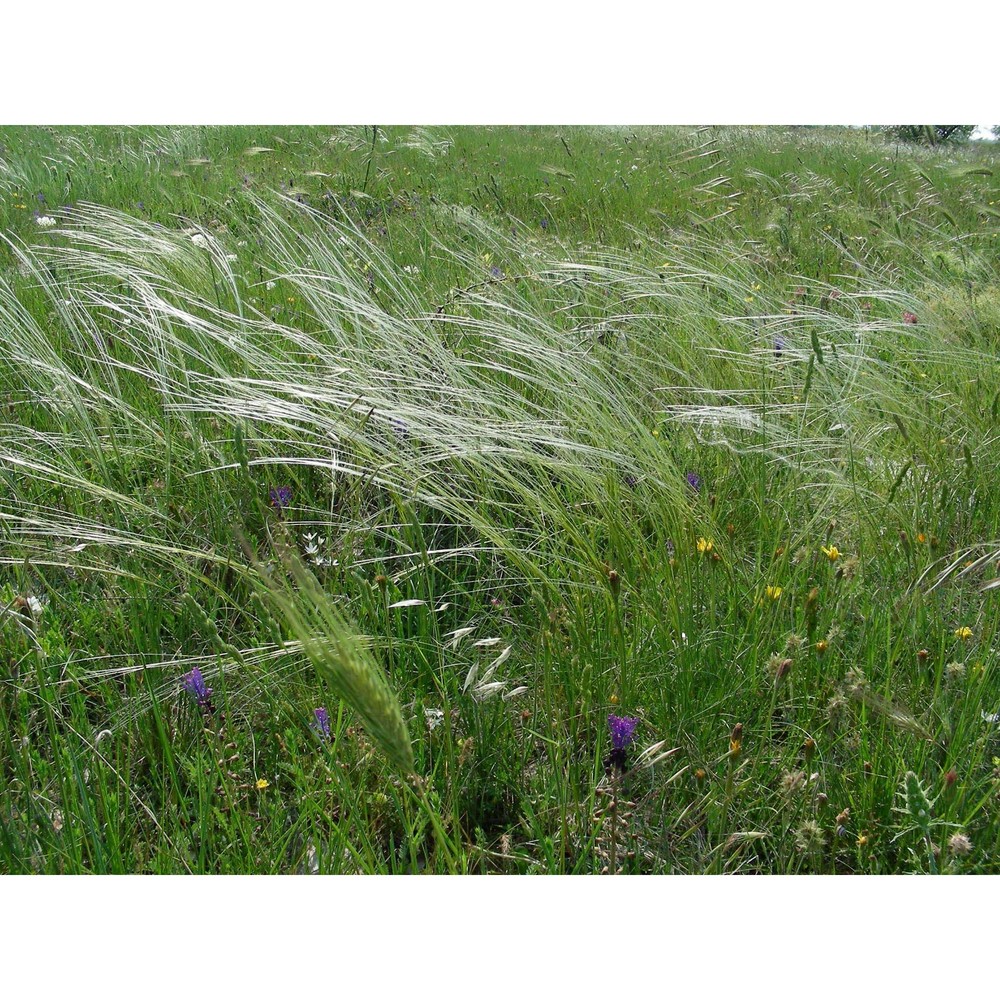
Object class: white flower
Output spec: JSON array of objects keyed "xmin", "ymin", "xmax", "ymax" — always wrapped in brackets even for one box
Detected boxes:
[
  {"xmin": 301, "ymin": 532, "xmax": 336, "ymax": 567},
  {"xmin": 26, "ymin": 595, "xmax": 46, "ymax": 616},
  {"xmin": 402, "ymin": 264, "xmax": 420, "ymax": 275},
  {"xmin": 424, "ymin": 707, "xmax": 445, "ymax": 731},
  {"xmin": 35, "ymin": 215, "xmax": 57, "ymax": 227},
  {"xmin": 191, "ymin": 233, "xmax": 209, "ymax": 248},
  {"xmin": 265, "ymin": 281, "xmax": 276, "ymax": 290},
  {"xmin": 225, "ymin": 253, "xmax": 238, "ymax": 262}
]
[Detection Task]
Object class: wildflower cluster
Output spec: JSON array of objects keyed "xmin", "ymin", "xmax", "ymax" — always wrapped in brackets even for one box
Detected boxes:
[{"xmin": 302, "ymin": 532, "xmax": 336, "ymax": 568}]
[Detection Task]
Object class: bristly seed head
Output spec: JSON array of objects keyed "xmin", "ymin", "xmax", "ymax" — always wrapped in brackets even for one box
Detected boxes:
[
  {"xmin": 794, "ymin": 820, "xmax": 826, "ymax": 855},
  {"xmin": 948, "ymin": 833, "xmax": 972, "ymax": 856}
]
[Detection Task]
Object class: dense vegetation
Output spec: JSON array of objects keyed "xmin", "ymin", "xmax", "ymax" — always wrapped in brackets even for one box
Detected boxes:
[{"xmin": 2, "ymin": 125, "xmax": 999, "ymax": 873}]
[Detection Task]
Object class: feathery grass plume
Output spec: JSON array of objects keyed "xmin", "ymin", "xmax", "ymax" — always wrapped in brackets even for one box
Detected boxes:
[{"xmin": 260, "ymin": 545, "xmax": 414, "ymax": 776}]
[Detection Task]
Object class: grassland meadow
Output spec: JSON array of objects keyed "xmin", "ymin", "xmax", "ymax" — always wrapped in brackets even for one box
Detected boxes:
[{"xmin": 2, "ymin": 125, "xmax": 1000, "ymax": 877}]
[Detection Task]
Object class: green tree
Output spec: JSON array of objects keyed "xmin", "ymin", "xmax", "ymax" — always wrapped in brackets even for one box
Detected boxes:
[{"xmin": 883, "ymin": 125, "xmax": 976, "ymax": 145}]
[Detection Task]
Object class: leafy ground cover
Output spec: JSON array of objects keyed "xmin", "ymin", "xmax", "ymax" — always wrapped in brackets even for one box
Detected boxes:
[{"xmin": 1, "ymin": 125, "xmax": 999, "ymax": 873}]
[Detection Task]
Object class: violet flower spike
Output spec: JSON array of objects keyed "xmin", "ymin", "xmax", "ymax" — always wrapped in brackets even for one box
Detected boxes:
[
  {"xmin": 607, "ymin": 713, "xmax": 639, "ymax": 772},
  {"xmin": 608, "ymin": 714, "xmax": 639, "ymax": 750},
  {"xmin": 312, "ymin": 707, "xmax": 331, "ymax": 740},
  {"xmin": 182, "ymin": 666, "xmax": 213, "ymax": 708},
  {"xmin": 269, "ymin": 486, "xmax": 292, "ymax": 510},
  {"xmin": 686, "ymin": 471, "xmax": 702, "ymax": 493}
]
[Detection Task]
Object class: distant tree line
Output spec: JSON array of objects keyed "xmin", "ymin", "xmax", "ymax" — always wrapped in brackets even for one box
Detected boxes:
[{"xmin": 881, "ymin": 125, "xmax": 976, "ymax": 145}]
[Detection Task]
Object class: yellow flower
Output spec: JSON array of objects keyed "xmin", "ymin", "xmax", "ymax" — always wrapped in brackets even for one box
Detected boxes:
[
  {"xmin": 697, "ymin": 537, "xmax": 714, "ymax": 555},
  {"xmin": 857, "ymin": 834, "xmax": 868, "ymax": 847},
  {"xmin": 765, "ymin": 585, "xmax": 783, "ymax": 600},
  {"xmin": 955, "ymin": 627, "xmax": 973, "ymax": 641},
  {"xmin": 609, "ymin": 693, "xmax": 619, "ymax": 705},
  {"xmin": 256, "ymin": 778, "xmax": 270, "ymax": 790},
  {"xmin": 821, "ymin": 545, "xmax": 840, "ymax": 561},
  {"xmin": 815, "ymin": 639, "xmax": 829, "ymax": 653},
  {"xmin": 916, "ymin": 533, "xmax": 926, "ymax": 544}
]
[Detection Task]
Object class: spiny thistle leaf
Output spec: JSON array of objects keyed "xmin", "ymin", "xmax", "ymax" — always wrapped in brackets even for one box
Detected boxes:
[{"xmin": 902, "ymin": 770, "xmax": 935, "ymax": 839}]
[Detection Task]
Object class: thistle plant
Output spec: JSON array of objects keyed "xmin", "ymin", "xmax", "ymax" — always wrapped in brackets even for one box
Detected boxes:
[{"xmin": 893, "ymin": 770, "xmax": 943, "ymax": 873}]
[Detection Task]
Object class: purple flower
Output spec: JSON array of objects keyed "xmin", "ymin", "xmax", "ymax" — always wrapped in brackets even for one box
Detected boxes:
[
  {"xmin": 608, "ymin": 714, "xmax": 639, "ymax": 750},
  {"xmin": 623, "ymin": 472, "xmax": 638, "ymax": 489},
  {"xmin": 540, "ymin": 218, "xmax": 550, "ymax": 230},
  {"xmin": 269, "ymin": 486, "xmax": 292, "ymax": 510},
  {"xmin": 774, "ymin": 336, "xmax": 785, "ymax": 357},
  {"xmin": 311, "ymin": 706, "xmax": 331, "ymax": 740},
  {"xmin": 686, "ymin": 471, "xmax": 702, "ymax": 493},
  {"xmin": 182, "ymin": 666, "xmax": 213, "ymax": 709},
  {"xmin": 390, "ymin": 417, "xmax": 409, "ymax": 440},
  {"xmin": 489, "ymin": 265, "xmax": 504, "ymax": 280},
  {"xmin": 607, "ymin": 714, "xmax": 639, "ymax": 772}
]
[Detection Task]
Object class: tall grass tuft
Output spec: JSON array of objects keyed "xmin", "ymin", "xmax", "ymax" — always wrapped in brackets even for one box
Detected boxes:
[{"xmin": 260, "ymin": 543, "xmax": 415, "ymax": 776}]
